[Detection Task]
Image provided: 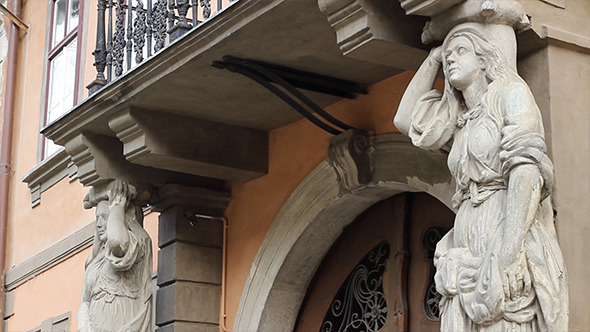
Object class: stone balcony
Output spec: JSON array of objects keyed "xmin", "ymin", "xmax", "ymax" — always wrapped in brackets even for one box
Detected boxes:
[
  {"xmin": 40, "ymin": 0, "xmax": 571, "ymax": 190},
  {"xmin": 41, "ymin": 0, "xmax": 430, "ymax": 189}
]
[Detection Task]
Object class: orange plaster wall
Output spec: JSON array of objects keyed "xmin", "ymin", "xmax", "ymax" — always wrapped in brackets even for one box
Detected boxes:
[
  {"xmin": 224, "ymin": 72, "xmax": 415, "ymax": 330},
  {"xmin": 6, "ymin": 0, "xmax": 103, "ymax": 269},
  {"xmin": 6, "ymin": 210, "xmax": 159, "ymax": 332},
  {"xmin": 6, "ymin": 247, "xmax": 89, "ymax": 332}
]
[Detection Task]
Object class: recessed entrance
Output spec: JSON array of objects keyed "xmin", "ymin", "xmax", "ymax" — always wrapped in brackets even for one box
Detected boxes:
[{"xmin": 295, "ymin": 192, "xmax": 454, "ymax": 332}]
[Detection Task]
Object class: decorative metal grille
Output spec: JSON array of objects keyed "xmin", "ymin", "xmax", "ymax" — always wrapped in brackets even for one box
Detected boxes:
[
  {"xmin": 321, "ymin": 241, "xmax": 390, "ymax": 332},
  {"xmin": 422, "ymin": 227, "xmax": 447, "ymax": 320},
  {"xmin": 89, "ymin": 0, "xmax": 234, "ymax": 93}
]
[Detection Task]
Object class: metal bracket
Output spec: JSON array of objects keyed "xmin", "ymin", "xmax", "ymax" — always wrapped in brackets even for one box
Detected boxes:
[{"xmin": 213, "ymin": 56, "xmax": 366, "ymax": 135}]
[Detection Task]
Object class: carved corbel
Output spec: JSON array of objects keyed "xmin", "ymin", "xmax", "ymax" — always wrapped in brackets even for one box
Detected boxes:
[
  {"xmin": 318, "ymin": 0, "xmax": 427, "ymax": 70},
  {"xmin": 64, "ymin": 133, "xmax": 119, "ymax": 186},
  {"xmin": 108, "ymin": 107, "xmax": 268, "ymax": 182},
  {"xmin": 328, "ymin": 130, "xmax": 373, "ymax": 192}
]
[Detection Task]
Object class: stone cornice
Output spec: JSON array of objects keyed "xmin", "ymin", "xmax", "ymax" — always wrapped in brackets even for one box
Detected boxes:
[
  {"xmin": 4, "ymin": 223, "xmax": 94, "ymax": 291},
  {"xmin": 21, "ymin": 149, "xmax": 77, "ymax": 207}
]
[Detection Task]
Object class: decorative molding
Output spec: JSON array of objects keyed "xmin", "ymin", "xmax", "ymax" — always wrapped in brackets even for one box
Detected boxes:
[
  {"xmin": 398, "ymin": 0, "xmax": 464, "ymax": 16},
  {"xmin": 108, "ymin": 107, "xmax": 268, "ymax": 182},
  {"xmin": 22, "ymin": 149, "xmax": 77, "ymax": 207},
  {"xmin": 328, "ymin": 130, "xmax": 372, "ymax": 192},
  {"xmin": 64, "ymin": 133, "xmax": 102, "ymax": 186},
  {"xmin": 328, "ymin": 130, "xmax": 454, "ymax": 197},
  {"xmin": 538, "ymin": 24, "xmax": 590, "ymax": 53},
  {"xmin": 317, "ymin": 0, "xmax": 427, "ymax": 70},
  {"xmin": 540, "ymin": 0, "xmax": 565, "ymax": 9},
  {"xmin": 4, "ymin": 223, "xmax": 94, "ymax": 291}
]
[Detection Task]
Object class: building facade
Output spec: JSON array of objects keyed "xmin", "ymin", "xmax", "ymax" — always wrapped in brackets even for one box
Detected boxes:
[{"xmin": 0, "ymin": 0, "xmax": 588, "ymax": 331}]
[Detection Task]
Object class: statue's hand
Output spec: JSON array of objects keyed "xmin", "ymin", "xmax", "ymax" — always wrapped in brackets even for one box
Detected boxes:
[
  {"xmin": 501, "ymin": 253, "xmax": 531, "ymax": 301},
  {"xmin": 428, "ymin": 46, "xmax": 443, "ymax": 66},
  {"xmin": 109, "ymin": 179, "xmax": 129, "ymax": 207}
]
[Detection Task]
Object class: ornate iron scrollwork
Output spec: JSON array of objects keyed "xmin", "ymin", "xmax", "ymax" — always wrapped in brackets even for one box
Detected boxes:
[
  {"xmin": 133, "ymin": 0, "xmax": 147, "ymax": 64},
  {"xmin": 422, "ymin": 227, "xmax": 447, "ymax": 320},
  {"xmin": 112, "ymin": 0, "xmax": 126, "ymax": 76},
  {"xmin": 321, "ymin": 241, "xmax": 390, "ymax": 332},
  {"xmin": 200, "ymin": 0, "xmax": 211, "ymax": 19},
  {"xmin": 151, "ymin": 0, "xmax": 168, "ymax": 52}
]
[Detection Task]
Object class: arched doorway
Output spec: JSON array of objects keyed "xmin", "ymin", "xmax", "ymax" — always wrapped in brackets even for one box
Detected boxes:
[
  {"xmin": 295, "ymin": 193, "xmax": 454, "ymax": 332},
  {"xmin": 234, "ymin": 133, "xmax": 455, "ymax": 332}
]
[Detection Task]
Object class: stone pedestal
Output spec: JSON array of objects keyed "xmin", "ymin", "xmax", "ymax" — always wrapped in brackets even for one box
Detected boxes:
[{"xmin": 152, "ymin": 184, "xmax": 230, "ymax": 332}]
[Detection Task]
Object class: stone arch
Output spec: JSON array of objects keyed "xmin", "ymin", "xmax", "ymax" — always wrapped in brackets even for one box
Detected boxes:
[{"xmin": 234, "ymin": 132, "xmax": 454, "ymax": 332}]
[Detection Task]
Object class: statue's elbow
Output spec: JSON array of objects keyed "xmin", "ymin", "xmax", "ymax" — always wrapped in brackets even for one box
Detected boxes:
[
  {"xmin": 393, "ymin": 115, "xmax": 409, "ymax": 136},
  {"xmin": 108, "ymin": 240, "xmax": 128, "ymax": 257}
]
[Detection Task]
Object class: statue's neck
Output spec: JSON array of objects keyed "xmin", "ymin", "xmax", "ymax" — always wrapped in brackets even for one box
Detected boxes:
[{"xmin": 461, "ymin": 75, "xmax": 488, "ymax": 110}]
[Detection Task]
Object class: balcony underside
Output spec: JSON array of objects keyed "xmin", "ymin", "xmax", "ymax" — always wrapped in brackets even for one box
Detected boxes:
[{"xmin": 43, "ymin": 0, "xmax": 429, "ymax": 187}]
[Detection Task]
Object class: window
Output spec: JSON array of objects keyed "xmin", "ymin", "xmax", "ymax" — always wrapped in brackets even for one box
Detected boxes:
[
  {"xmin": 27, "ymin": 312, "xmax": 71, "ymax": 332},
  {"xmin": 43, "ymin": 0, "xmax": 83, "ymax": 158}
]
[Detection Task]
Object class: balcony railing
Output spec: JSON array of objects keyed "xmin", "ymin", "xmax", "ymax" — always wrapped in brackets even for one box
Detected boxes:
[{"xmin": 87, "ymin": 0, "xmax": 232, "ymax": 94}]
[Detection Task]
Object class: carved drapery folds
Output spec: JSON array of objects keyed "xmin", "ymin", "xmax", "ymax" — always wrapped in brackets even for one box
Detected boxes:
[
  {"xmin": 393, "ymin": 0, "xmax": 569, "ymax": 330},
  {"xmin": 79, "ymin": 180, "xmax": 154, "ymax": 332}
]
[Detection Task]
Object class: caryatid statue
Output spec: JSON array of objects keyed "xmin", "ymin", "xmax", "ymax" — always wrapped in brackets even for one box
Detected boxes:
[
  {"xmin": 394, "ymin": 1, "xmax": 569, "ymax": 331},
  {"xmin": 78, "ymin": 180, "xmax": 153, "ymax": 332}
]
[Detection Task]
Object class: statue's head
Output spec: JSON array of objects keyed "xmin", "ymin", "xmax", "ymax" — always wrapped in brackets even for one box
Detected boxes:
[
  {"xmin": 443, "ymin": 28, "xmax": 511, "ymax": 89},
  {"xmin": 95, "ymin": 200, "xmax": 109, "ymax": 242}
]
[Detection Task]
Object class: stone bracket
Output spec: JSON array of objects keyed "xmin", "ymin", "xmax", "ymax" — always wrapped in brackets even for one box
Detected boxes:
[
  {"xmin": 328, "ymin": 130, "xmax": 454, "ymax": 195},
  {"xmin": 108, "ymin": 108, "xmax": 269, "ymax": 182},
  {"xmin": 318, "ymin": 0, "xmax": 428, "ymax": 70}
]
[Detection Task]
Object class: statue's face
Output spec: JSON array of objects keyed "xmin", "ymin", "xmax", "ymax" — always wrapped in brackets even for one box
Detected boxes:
[
  {"xmin": 96, "ymin": 201, "xmax": 109, "ymax": 242},
  {"xmin": 443, "ymin": 36, "xmax": 483, "ymax": 90}
]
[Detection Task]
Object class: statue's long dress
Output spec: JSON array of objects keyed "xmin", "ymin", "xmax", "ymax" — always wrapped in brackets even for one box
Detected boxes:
[
  {"xmin": 79, "ymin": 222, "xmax": 153, "ymax": 332},
  {"xmin": 408, "ymin": 80, "xmax": 568, "ymax": 331}
]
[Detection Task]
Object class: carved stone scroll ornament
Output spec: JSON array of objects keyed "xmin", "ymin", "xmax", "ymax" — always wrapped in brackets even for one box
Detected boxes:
[
  {"xmin": 78, "ymin": 180, "xmax": 153, "ymax": 332},
  {"xmin": 393, "ymin": 3, "xmax": 569, "ymax": 330}
]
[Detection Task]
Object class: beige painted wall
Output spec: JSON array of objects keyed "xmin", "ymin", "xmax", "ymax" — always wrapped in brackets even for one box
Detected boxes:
[
  {"xmin": 545, "ymin": 45, "xmax": 590, "ymax": 332},
  {"xmin": 519, "ymin": 0, "xmax": 590, "ymax": 38}
]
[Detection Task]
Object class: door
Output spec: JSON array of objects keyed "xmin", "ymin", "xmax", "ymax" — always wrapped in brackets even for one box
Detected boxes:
[{"xmin": 295, "ymin": 192, "xmax": 454, "ymax": 332}]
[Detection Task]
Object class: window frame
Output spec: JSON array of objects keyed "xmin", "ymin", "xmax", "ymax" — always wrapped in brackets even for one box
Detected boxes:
[{"xmin": 42, "ymin": 0, "xmax": 85, "ymax": 159}]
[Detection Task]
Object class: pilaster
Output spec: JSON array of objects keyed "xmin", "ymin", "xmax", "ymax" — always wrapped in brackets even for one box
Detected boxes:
[{"xmin": 152, "ymin": 184, "xmax": 230, "ymax": 332}]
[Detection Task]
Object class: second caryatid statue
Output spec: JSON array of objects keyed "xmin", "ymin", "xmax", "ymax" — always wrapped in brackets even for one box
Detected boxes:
[
  {"xmin": 394, "ymin": 2, "xmax": 569, "ymax": 331},
  {"xmin": 78, "ymin": 180, "xmax": 153, "ymax": 332}
]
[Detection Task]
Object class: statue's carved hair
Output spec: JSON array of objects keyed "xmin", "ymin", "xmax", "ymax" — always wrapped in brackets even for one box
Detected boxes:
[{"xmin": 442, "ymin": 27, "xmax": 519, "ymax": 85}]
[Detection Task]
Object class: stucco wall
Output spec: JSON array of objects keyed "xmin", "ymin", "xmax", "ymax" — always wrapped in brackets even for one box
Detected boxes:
[{"xmin": 224, "ymin": 72, "xmax": 414, "ymax": 330}]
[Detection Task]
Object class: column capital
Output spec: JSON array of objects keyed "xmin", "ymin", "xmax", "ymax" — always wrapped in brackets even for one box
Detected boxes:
[{"xmin": 151, "ymin": 183, "xmax": 230, "ymax": 217}]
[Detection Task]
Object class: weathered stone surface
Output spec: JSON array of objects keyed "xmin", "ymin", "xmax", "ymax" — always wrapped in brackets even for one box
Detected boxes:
[
  {"xmin": 394, "ymin": 16, "xmax": 569, "ymax": 331},
  {"xmin": 79, "ymin": 180, "xmax": 153, "ymax": 332},
  {"xmin": 108, "ymin": 108, "xmax": 268, "ymax": 182}
]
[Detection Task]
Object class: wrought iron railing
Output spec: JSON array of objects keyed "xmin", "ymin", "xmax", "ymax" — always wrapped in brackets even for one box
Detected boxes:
[{"xmin": 87, "ymin": 0, "xmax": 231, "ymax": 94}]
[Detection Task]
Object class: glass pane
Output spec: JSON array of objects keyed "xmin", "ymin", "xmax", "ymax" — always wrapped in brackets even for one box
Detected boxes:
[
  {"xmin": 47, "ymin": 51, "xmax": 65, "ymax": 122},
  {"xmin": 68, "ymin": 0, "xmax": 80, "ymax": 33},
  {"xmin": 46, "ymin": 37, "xmax": 77, "ymax": 126},
  {"xmin": 44, "ymin": 138, "xmax": 62, "ymax": 158},
  {"xmin": 52, "ymin": 0, "xmax": 67, "ymax": 46}
]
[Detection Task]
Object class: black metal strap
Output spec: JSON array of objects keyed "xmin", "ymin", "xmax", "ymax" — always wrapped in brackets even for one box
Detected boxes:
[{"xmin": 213, "ymin": 56, "xmax": 364, "ymax": 135}]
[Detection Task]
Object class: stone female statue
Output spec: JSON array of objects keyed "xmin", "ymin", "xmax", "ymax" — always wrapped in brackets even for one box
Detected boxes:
[
  {"xmin": 394, "ymin": 23, "xmax": 568, "ymax": 331},
  {"xmin": 78, "ymin": 180, "xmax": 153, "ymax": 332}
]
